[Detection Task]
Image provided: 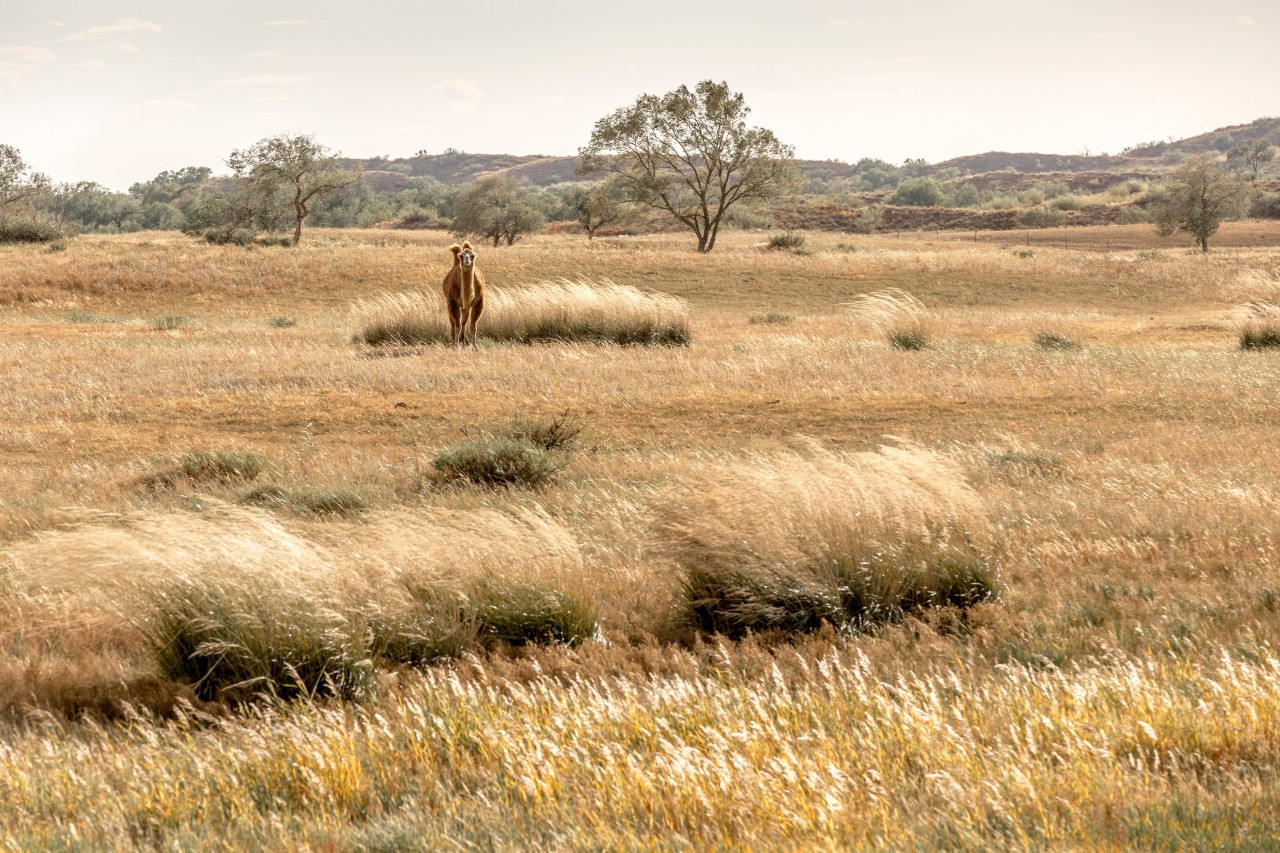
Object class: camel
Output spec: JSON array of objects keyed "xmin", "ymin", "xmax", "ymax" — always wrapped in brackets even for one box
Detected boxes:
[{"xmin": 441, "ymin": 241, "xmax": 485, "ymax": 348}]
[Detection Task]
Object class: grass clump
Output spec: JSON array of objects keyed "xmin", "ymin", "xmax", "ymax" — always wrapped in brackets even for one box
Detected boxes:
[
  {"xmin": 765, "ymin": 231, "xmax": 806, "ymax": 251},
  {"xmin": 356, "ymin": 279, "xmax": 690, "ymax": 347},
  {"xmin": 473, "ymin": 579, "xmax": 597, "ymax": 647},
  {"xmin": 1240, "ymin": 324, "xmax": 1280, "ymax": 349},
  {"xmin": 987, "ymin": 447, "xmax": 1063, "ymax": 476},
  {"xmin": 749, "ymin": 312, "xmax": 793, "ymax": 325},
  {"xmin": 888, "ymin": 328, "xmax": 929, "ymax": 350},
  {"xmin": 432, "ymin": 437, "xmax": 563, "ymax": 488},
  {"xmin": 844, "ymin": 289, "xmax": 932, "ymax": 350},
  {"xmin": 145, "ymin": 581, "xmax": 374, "ymax": 704},
  {"xmin": 268, "ymin": 316, "xmax": 298, "ymax": 328},
  {"xmin": 142, "ymin": 451, "xmax": 268, "ymax": 491},
  {"xmin": 152, "ymin": 315, "xmax": 187, "ymax": 331},
  {"xmin": 237, "ymin": 484, "xmax": 369, "ymax": 515},
  {"xmin": 1033, "ymin": 330, "xmax": 1080, "ymax": 350},
  {"xmin": 654, "ymin": 442, "xmax": 995, "ymax": 639}
]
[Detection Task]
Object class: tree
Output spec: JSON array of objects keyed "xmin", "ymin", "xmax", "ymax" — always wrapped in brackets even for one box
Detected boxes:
[
  {"xmin": 568, "ymin": 177, "xmax": 634, "ymax": 239},
  {"xmin": 1228, "ymin": 139, "xmax": 1276, "ymax": 182},
  {"xmin": 1150, "ymin": 154, "xmax": 1248, "ymax": 252},
  {"xmin": 577, "ymin": 80, "xmax": 797, "ymax": 252},
  {"xmin": 129, "ymin": 166, "xmax": 211, "ymax": 205},
  {"xmin": 0, "ymin": 144, "xmax": 51, "ymax": 213},
  {"xmin": 451, "ymin": 174, "xmax": 545, "ymax": 247},
  {"xmin": 227, "ymin": 133, "xmax": 360, "ymax": 245}
]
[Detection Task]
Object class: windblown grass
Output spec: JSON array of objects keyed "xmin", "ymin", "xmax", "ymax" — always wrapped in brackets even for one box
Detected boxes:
[
  {"xmin": 1238, "ymin": 302, "xmax": 1280, "ymax": 349},
  {"xmin": 3, "ymin": 648, "xmax": 1278, "ymax": 849},
  {"xmin": 844, "ymin": 288, "xmax": 932, "ymax": 349},
  {"xmin": 356, "ymin": 278, "xmax": 691, "ymax": 346},
  {"xmin": 653, "ymin": 442, "xmax": 994, "ymax": 637},
  {"xmin": 1, "ymin": 502, "xmax": 593, "ymax": 708}
]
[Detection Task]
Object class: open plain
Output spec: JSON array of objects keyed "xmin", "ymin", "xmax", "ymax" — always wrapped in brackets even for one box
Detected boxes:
[{"xmin": 3, "ymin": 224, "xmax": 1280, "ymax": 849}]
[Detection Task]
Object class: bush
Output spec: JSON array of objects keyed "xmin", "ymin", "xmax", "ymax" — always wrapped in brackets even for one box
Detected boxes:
[
  {"xmin": 201, "ymin": 226, "xmax": 258, "ymax": 246},
  {"xmin": 1250, "ymin": 192, "xmax": 1280, "ymax": 220},
  {"xmin": 888, "ymin": 177, "xmax": 948, "ymax": 207},
  {"xmin": 268, "ymin": 316, "xmax": 298, "ymax": 328},
  {"xmin": 1017, "ymin": 207, "xmax": 1066, "ymax": 228},
  {"xmin": 1033, "ymin": 330, "xmax": 1079, "ymax": 350},
  {"xmin": 145, "ymin": 582, "xmax": 374, "ymax": 703},
  {"xmin": 503, "ymin": 410, "xmax": 584, "ymax": 451},
  {"xmin": 432, "ymin": 437, "xmax": 563, "ymax": 487},
  {"xmin": 850, "ymin": 204, "xmax": 884, "ymax": 234},
  {"xmin": 1049, "ymin": 195, "xmax": 1084, "ymax": 211},
  {"xmin": 765, "ymin": 231, "xmax": 806, "ymax": 251},
  {"xmin": 1117, "ymin": 206, "xmax": 1150, "ymax": 225},
  {"xmin": 0, "ymin": 217, "xmax": 65, "ymax": 243},
  {"xmin": 749, "ymin": 312, "xmax": 793, "ymax": 325}
]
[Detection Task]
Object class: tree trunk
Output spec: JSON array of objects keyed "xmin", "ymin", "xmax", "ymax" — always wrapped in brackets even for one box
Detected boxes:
[
  {"xmin": 293, "ymin": 214, "xmax": 303, "ymax": 246},
  {"xmin": 1199, "ymin": 236, "xmax": 1209, "ymax": 253}
]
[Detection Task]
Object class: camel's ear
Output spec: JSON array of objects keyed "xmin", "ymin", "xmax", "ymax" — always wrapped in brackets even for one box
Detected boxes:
[
  {"xmin": 448, "ymin": 243, "xmax": 462, "ymax": 256},
  {"xmin": 461, "ymin": 241, "xmax": 473, "ymax": 252}
]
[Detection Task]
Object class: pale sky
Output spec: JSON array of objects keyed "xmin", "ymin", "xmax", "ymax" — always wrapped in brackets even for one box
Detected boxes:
[{"xmin": 2, "ymin": 1, "xmax": 1276, "ymax": 190}]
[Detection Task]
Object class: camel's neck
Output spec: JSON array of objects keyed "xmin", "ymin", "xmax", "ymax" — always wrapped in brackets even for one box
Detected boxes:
[{"xmin": 459, "ymin": 266, "xmax": 475, "ymax": 305}]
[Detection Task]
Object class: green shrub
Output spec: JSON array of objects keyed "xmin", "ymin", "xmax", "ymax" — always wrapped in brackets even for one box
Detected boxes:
[
  {"xmin": 201, "ymin": 226, "xmax": 258, "ymax": 246},
  {"xmin": 268, "ymin": 316, "xmax": 298, "ymax": 328},
  {"xmin": 432, "ymin": 437, "xmax": 563, "ymax": 487},
  {"xmin": 48, "ymin": 240, "xmax": 68, "ymax": 253},
  {"xmin": 1250, "ymin": 192, "xmax": 1280, "ymax": 220},
  {"xmin": 749, "ymin": 312, "xmax": 793, "ymax": 325},
  {"xmin": 473, "ymin": 580, "xmax": 597, "ymax": 647},
  {"xmin": 1240, "ymin": 323, "xmax": 1280, "ymax": 350},
  {"xmin": 765, "ymin": 231, "xmax": 806, "ymax": 251},
  {"xmin": 1013, "ymin": 248, "xmax": 1036, "ymax": 259},
  {"xmin": 1033, "ymin": 330, "xmax": 1079, "ymax": 350},
  {"xmin": 0, "ymin": 217, "xmax": 65, "ymax": 243},
  {"xmin": 888, "ymin": 177, "xmax": 947, "ymax": 207},
  {"xmin": 145, "ymin": 582, "xmax": 374, "ymax": 703},
  {"xmin": 1017, "ymin": 207, "xmax": 1066, "ymax": 228},
  {"xmin": 1049, "ymin": 195, "xmax": 1083, "ymax": 211},
  {"xmin": 1117, "ymin": 206, "xmax": 1150, "ymax": 224}
]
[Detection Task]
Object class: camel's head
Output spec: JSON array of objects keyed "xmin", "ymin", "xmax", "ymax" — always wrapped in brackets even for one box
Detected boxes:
[{"xmin": 458, "ymin": 241, "xmax": 476, "ymax": 270}]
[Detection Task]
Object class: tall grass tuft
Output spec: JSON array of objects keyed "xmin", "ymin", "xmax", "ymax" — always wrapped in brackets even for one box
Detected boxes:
[
  {"xmin": 139, "ymin": 451, "xmax": 269, "ymax": 491},
  {"xmin": 653, "ymin": 442, "xmax": 994, "ymax": 638},
  {"xmin": 145, "ymin": 580, "xmax": 374, "ymax": 703},
  {"xmin": 1238, "ymin": 302, "xmax": 1280, "ymax": 350},
  {"xmin": 843, "ymin": 289, "xmax": 932, "ymax": 350},
  {"xmin": 356, "ymin": 279, "xmax": 691, "ymax": 347}
]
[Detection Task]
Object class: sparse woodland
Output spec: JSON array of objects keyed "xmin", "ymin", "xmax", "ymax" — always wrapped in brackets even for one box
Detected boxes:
[{"xmin": 2, "ymin": 222, "xmax": 1280, "ymax": 847}]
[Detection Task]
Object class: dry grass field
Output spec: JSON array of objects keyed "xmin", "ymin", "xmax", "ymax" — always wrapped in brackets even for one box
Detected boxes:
[{"xmin": 3, "ymin": 223, "xmax": 1280, "ymax": 849}]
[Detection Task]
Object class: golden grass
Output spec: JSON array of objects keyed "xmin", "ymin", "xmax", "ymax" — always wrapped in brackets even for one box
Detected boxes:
[
  {"xmin": 356, "ymin": 278, "xmax": 691, "ymax": 345},
  {"xmin": 2, "ymin": 223, "xmax": 1280, "ymax": 845}
]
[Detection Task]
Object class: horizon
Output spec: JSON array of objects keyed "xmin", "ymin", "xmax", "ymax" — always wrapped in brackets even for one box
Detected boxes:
[{"xmin": 2, "ymin": 0, "xmax": 1277, "ymax": 191}]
